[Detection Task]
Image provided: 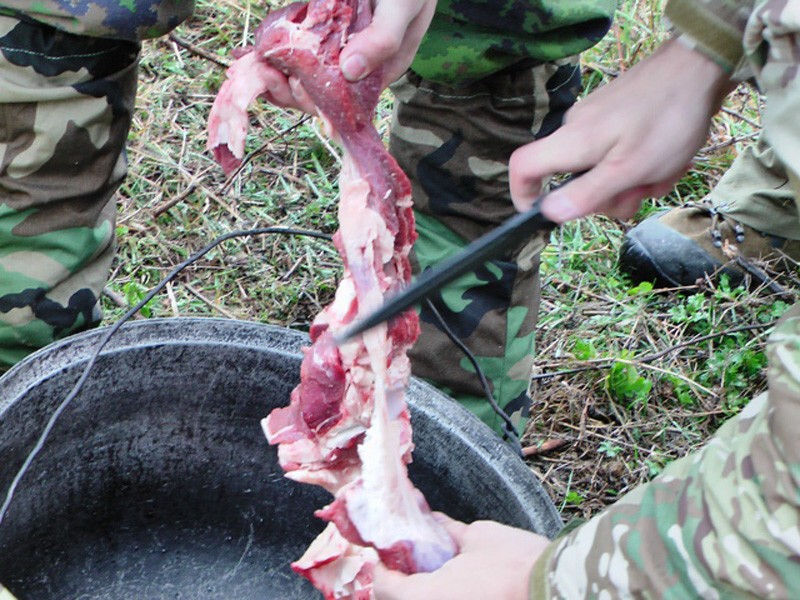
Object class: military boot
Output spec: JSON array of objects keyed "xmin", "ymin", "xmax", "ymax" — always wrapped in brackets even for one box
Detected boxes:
[
  {"xmin": 619, "ymin": 134, "xmax": 800, "ymax": 288},
  {"xmin": 619, "ymin": 202, "xmax": 800, "ymax": 288}
]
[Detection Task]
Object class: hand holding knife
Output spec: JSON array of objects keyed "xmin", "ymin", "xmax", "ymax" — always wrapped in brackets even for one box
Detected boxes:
[{"xmin": 334, "ymin": 190, "xmax": 559, "ymax": 344}]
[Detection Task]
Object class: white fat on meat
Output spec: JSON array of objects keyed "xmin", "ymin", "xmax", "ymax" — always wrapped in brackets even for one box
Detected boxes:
[
  {"xmin": 293, "ymin": 523, "xmax": 377, "ymax": 599},
  {"xmin": 206, "ymin": 51, "xmax": 274, "ymax": 168},
  {"xmin": 209, "ymin": 1, "xmax": 457, "ymax": 596}
]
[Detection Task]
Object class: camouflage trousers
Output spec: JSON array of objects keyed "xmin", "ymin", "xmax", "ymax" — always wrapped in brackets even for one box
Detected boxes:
[
  {"xmin": 711, "ymin": 133, "xmax": 800, "ymax": 240},
  {"xmin": 390, "ymin": 58, "xmax": 581, "ymax": 435},
  {"xmin": 0, "ymin": 13, "xmax": 140, "ymax": 370}
]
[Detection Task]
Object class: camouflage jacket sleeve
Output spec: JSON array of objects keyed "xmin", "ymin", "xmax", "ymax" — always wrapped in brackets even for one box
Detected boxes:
[
  {"xmin": 664, "ymin": 0, "xmax": 755, "ymax": 74},
  {"xmin": 0, "ymin": 1, "xmax": 194, "ymax": 40},
  {"xmin": 412, "ymin": 0, "xmax": 615, "ymax": 85},
  {"xmin": 529, "ymin": 1, "xmax": 800, "ymax": 597}
]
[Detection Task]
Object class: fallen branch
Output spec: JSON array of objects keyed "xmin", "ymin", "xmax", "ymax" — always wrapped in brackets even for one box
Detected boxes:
[
  {"xmin": 522, "ymin": 438, "xmax": 569, "ymax": 458},
  {"xmin": 168, "ymin": 33, "xmax": 230, "ymax": 69}
]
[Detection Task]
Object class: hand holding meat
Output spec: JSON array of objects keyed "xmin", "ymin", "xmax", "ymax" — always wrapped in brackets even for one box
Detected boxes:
[
  {"xmin": 339, "ymin": 0, "xmax": 436, "ymax": 85},
  {"xmin": 373, "ymin": 516, "xmax": 551, "ymax": 600},
  {"xmin": 249, "ymin": 0, "xmax": 435, "ymax": 115},
  {"xmin": 208, "ymin": 2, "xmax": 457, "ymax": 597},
  {"xmin": 508, "ymin": 39, "xmax": 734, "ymax": 224}
]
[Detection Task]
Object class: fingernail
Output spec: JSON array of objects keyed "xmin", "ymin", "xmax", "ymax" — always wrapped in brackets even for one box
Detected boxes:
[
  {"xmin": 341, "ymin": 54, "xmax": 367, "ymax": 81},
  {"xmin": 540, "ymin": 191, "xmax": 582, "ymax": 223}
]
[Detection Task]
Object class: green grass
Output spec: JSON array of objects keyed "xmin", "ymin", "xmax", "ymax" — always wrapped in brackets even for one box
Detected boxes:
[{"xmin": 106, "ymin": 0, "xmax": 788, "ymax": 520}]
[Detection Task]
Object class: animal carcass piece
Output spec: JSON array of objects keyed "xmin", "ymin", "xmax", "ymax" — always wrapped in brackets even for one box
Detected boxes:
[{"xmin": 206, "ymin": 1, "xmax": 457, "ymax": 597}]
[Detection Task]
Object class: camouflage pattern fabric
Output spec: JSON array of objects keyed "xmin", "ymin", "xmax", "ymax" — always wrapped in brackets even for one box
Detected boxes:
[
  {"xmin": 530, "ymin": 0, "xmax": 800, "ymax": 596},
  {"xmin": 0, "ymin": 0, "xmax": 613, "ymax": 85},
  {"xmin": 0, "ymin": 13, "xmax": 142, "ymax": 370},
  {"xmin": 413, "ymin": 0, "xmax": 615, "ymax": 85},
  {"xmin": 0, "ymin": 1, "xmax": 194, "ymax": 41},
  {"xmin": 390, "ymin": 57, "xmax": 582, "ymax": 435},
  {"xmin": 664, "ymin": 0, "xmax": 756, "ymax": 73},
  {"xmin": 709, "ymin": 133, "xmax": 800, "ymax": 241}
]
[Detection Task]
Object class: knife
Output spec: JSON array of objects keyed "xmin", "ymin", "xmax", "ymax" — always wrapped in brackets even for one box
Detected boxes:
[
  {"xmin": 334, "ymin": 193, "xmax": 558, "ymax": 344},
  {"xmin": 0, "ymin": 585, "xmax": 17, "ymax": 600}
]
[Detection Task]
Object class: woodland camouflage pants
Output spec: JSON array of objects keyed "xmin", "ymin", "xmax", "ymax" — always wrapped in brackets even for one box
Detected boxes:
[
  {"xmin": 390, "ymin": 59, "xmax": 581, "ymax": 435},
  {"xmin": 0, "ymin": 13, "xmax": 139, "ymax": 369}
]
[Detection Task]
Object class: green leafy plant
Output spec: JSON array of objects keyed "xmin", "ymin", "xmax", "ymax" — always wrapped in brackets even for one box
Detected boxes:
[
  {"xmin": 599, "ymin": 441, "xmax": 623, "ymax": 458},
  {"xmin": 605, "ymin": 359, "xmax": 653, "ymax": 405},
  {"xmin": 122, "ymin": 281, "xmax": 155, "ymax": 318},
  {"xmin": 627, "ymin": 281, "xmax": 654, "ymax": 296},
  {"xmin": 564, "ymin": 491, "xmax": 585, "ymax": 507},
  {"xmin": 572, "ymin": 338, "xmax": 598, "ymax": 361}
]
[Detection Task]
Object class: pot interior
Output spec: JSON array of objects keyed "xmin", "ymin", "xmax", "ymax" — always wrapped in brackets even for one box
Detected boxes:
[{"xmin": 0, "ymin": 318, "xmax": 561, "ymax": 599}]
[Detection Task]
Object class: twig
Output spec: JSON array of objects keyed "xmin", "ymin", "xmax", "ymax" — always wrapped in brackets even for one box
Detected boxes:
[
  {"xmin": 258, "ymin": 165, "xmax": 312, "ymax": 188},
  {"xmin": 582, "ymin": 61, "xmax": 620, "ymax": 78},
  {"xmin": 310, "ymin": 119, "xmax": 342, "ymax": 165},
  {"xmin": 151, "ymin": 181, "xmax": 199, "ymax": 217},
  {"xmin": 166, "ymin": 281, "xmax": 180, "ymax": 316},
  {"xmin": 168, "ymin": 33, "xmax": 230, "ymax": 69},
  {"xmin": 169, "ymin": 37, "xmax": 185, "ymax": 67},
  {"xmin": 102, "ymin": 287, "xmax": 127, "ymax": 308},
  {"xmin": 522, "ymin": 438, "xmax": 569, "ymax": 457},
  {"xmin": 734, "ymin": 256, "xmax": 791, "ymax": 297},
  {"xmin": 720, "ymin": 106, "xmax": 761, "ymax": 130},
  {"xmin": 699, "ymin": 130, "xmax": 760, "ymax": 154},
  {"xmin": 219, "ymin": 116, "xmax": 312, "ymax": 193},
  {"xmin": 579, "ymin": 398, "xmax": 589, "ymax": 440},
  {"xmin": 184, "ymin": 283, "xmax": 238, "ymax": 319},
  {"xmin": 282, "ymin": 256, "xmax": 304, "ymax": 281},
  {"xmin": 634, "ymin": 321, "xmax": 773, "ymax": 363},
  {"xmin": 203, "ymin": 186, "xmax": 245, "ymax": 221}
]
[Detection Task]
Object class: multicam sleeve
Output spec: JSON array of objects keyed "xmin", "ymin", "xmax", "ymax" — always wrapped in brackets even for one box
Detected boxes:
[
  {"xmin": 531, "ymin": 330, "xmax": 800, "ymax": 598},
  {"xmin": 530, "ymin": 1, "xmax": 800, "ymax": 597},
  {"xmin": 664, "ymin": 0, "xmax": 755, "ymax": 74}
]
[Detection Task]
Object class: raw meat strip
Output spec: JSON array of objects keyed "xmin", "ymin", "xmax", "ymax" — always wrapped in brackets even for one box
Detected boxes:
[{"xmin": 207, "ymin": 1, "xmax": 457, "ymax": 597}]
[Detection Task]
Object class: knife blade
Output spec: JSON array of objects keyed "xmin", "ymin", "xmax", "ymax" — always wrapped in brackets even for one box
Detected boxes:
[
  {"xmin": 334, "ymin": 193, "xmax": 557, "ymax": 345},
  {"xmin": 0, "ymin": 585, "xmax": 18, "ymax": 600}
]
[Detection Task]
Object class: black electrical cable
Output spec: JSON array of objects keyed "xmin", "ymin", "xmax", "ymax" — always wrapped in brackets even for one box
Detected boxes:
[
  {"xmin": 423, "ymin": 298, "xmax": 524, "ymax": 456},
  {"xmin": 0, "ymin": 226, "xmax": 331, "ymax": 526}
]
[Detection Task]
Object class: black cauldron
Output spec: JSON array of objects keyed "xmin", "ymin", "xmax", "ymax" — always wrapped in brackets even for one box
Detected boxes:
[{"xmin": 0, "ymin": 318, "xmax": 560, "ymax": 599}]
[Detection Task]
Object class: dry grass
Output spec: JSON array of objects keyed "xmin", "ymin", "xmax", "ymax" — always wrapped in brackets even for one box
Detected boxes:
[{"xmin": 109, "ymin": 0, "xmax": 791, "ymax": 523}]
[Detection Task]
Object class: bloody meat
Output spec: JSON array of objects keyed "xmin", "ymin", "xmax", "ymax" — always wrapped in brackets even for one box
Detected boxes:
[{"xmin": 207, "ymin": 1, "xmax": 457, "ymax": 597}]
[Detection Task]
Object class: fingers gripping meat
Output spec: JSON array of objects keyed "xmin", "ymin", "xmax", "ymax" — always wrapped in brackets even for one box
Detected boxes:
[{"xmin": 207, "ymin": 1, "xmax": 457, "ymax": 597}]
